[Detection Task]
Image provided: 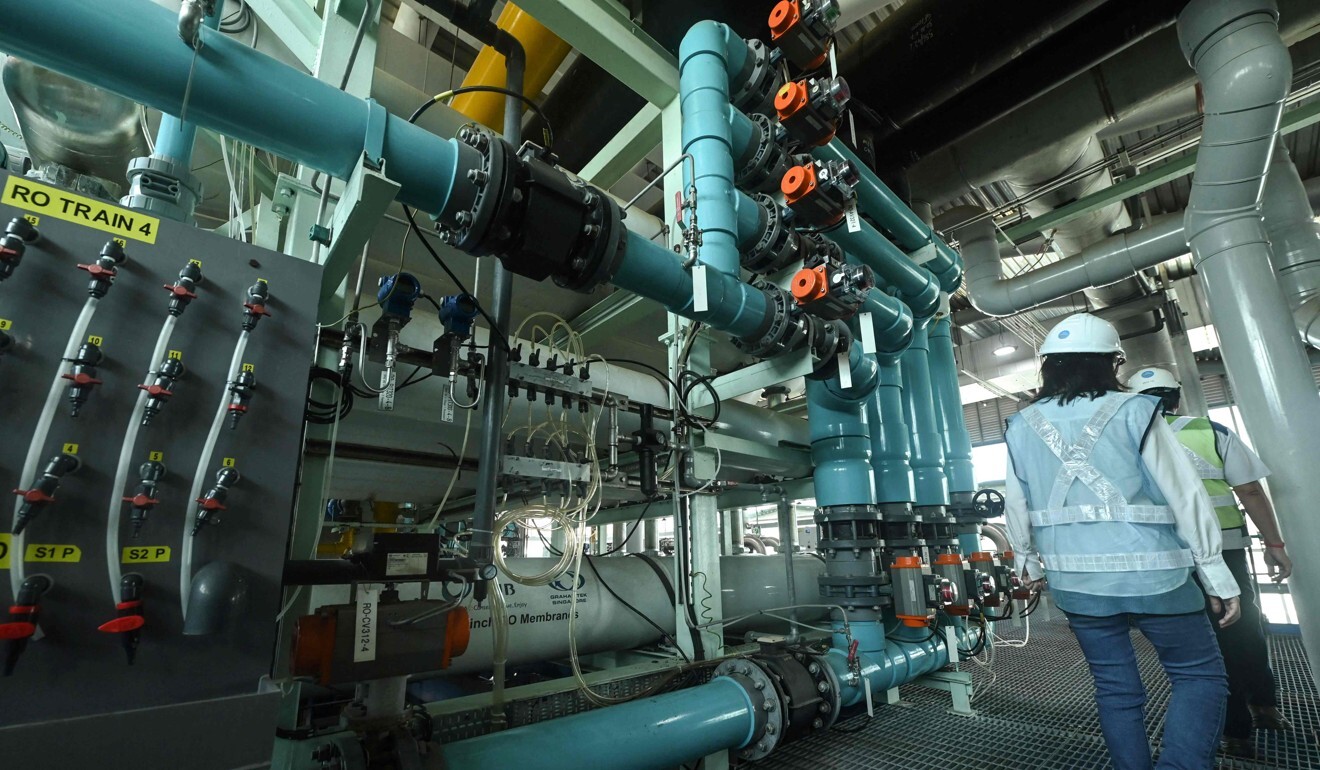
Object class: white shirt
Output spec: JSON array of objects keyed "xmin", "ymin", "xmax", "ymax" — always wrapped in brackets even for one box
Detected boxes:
[
  {"xmin": 1006, "ymin": 414, "xmax": 1240, "ymax": 600},
  {"xmin": 1208, "ymin": 420, "xmax": 1269, "ymax": 549}
]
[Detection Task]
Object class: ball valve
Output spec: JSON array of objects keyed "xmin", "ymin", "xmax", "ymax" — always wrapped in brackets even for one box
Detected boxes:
[
  {"xmin": 0, "ymin": 216, "xmax": 40, "ymax": 282},
  {"xmin": 12, "ymin": 452, "xmax": 81, "ymax": 535},
  {"xmin": 768, "ymin": 0, "xmax": 840, "ymax": 71},
  {"xmin": 62, "ymin": 341, "xmax": 104, "ymax": 417},
  {"xmin": 775, "ymin": 76, "xmax": 851, "ymax": 147}
]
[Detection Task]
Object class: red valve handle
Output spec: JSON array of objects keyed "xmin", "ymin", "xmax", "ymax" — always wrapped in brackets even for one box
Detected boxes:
[
  {"xmin": 162, "ymin": 283, "xmax": 198, "ymax": 299},
  {"xmin": 62, "ymin": 372, "xmax": 103, "ymax": 386},
  {"xmin": 244, "ymin": 302, "xmax": 272, "ymax": 318},
  {"xmin": 98, "ymin": 616, "xmax": 146, "ymax": 634},
  {"xmin": 122, "ymin": 494, "xmax": 160, "ymax": 508},
  {"xmin": 196, "ymin": 497, "xmax": 226, "ymax": 511},
  {"xmin": 0, "ymin": 621, "xmax": 36, "ymax": 640},
  {"xmin": 77, "ymin": 263, "xmax": 116, "ymax": 279},
  {"xmin": 137, "ymin": 384, "xmax": 173, "ymax": 397},
  {"xmin": 0, "ymin": 244, "xmax": 20, "ymax": 261},
  {"xmin": 13, "ymin": 488, "xmax": 53, "ymax": 504}
]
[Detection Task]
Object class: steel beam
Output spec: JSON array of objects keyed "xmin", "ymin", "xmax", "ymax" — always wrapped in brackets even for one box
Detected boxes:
[
  {"xmin": 516, "ymin": 0, "xmax": 678, "ymax": 105},
  {"xmin": 246, "ymin": 0, "xmax": 322, "ymax": 69},
  {"xmin": 580, "ymin": 103, "xmax": 664, "ymax": 189}
]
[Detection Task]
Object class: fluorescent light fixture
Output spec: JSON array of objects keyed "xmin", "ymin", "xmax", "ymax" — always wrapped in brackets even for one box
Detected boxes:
[{"xmin": 992, "ymin": 345, "xmax": 1018, "ymax": 357}]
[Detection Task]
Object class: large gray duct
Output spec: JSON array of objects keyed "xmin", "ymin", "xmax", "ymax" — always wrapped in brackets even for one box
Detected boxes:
[
  {"xmin": 1263, "ymin": 140, "xmax": 1320, "ymax": 348},
  {"xmin": 908, "ymin": 0, "xmax": 1320, "ymax": 208},
  {"xmin": 1, "ymin": 56, "xmax": 149, "ymax": 196},
  {"xmin": 1179, "ymin": 0, "xmax": 1320, "ymax": 693}
]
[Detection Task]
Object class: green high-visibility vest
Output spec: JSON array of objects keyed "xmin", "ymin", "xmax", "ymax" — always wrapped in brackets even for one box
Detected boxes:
[{"xmin": 1167, "ymin": 415, "xmax": 1244, "ymax": 529}]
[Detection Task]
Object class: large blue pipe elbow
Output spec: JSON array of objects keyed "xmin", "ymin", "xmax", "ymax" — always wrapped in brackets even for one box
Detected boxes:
[
  {"xmin": 901, "ymin": 324, "xmax": 950, "ymax": 507},
  {"xmin": 439, "ymin": 674, "xmax": 757, "ymax": 770},
  {"xmin": 869, "ymin": 361, "xmax": 915, "ymax": 504},
  {"xmin": 0, "ymin": 0, "xmax": 462, "ymax": 214},
  {"xmin": 814, "ymin": 139, "xmax": 963, "ymax": 294},
  {"xmin": 680, "ymin": 20, "xmax": 758, "ymax": 275},
  {"xmin": 929, "ymin": 318, "xmax": 975, "ymax": 496},
  {"xmin": 807, "ymin": 344, "xmax": 879, "ymax": 508},
  {"xmin": 858, "ymin": 289, "xmax": 915, "ymax": 358},
  {"xmin": 827, "ymin": 223, "xmax": 941, "ymax": 319}
]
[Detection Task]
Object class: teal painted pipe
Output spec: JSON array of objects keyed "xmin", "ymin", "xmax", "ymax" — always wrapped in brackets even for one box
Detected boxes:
[
  {"xmin": 929, "ymin": 318, "xmax": 975, "ymax": 495},
  {"xmin": 869, "ymin": 360, "xmax": 915, "ymax": 504},
  {"xmin": 827, "ymin": 222, "xmax": 941, "ymax": 319},
  {"xmin": 959, "ymin": 532, "xmax": 983, "ymax": 555},
  {"xmin": 439, "ymin": 675, "xmax": 757, "ymax": 770},
  {"xmin": 680, "ymin": 21, "xmax": 759, "ymax": 275},
  {"xmin": 614, "ymin": 230, "xmax": 769, "ymax": 339},
  {"xmin": 154, "ymin": 0, "xmax": 224, "ymax": 163},
  {"xmin": 0, "ymin": 0, "xmax": 463, "ymax": 214},
  {"xmin": 814, "ymin": 139, "xmax": 963, "ymax": 294},
  {"xmin": 856, "ymin": 287, "xmax": 915, "ymax": 357},
  {"xmin": 806, "ymin": 343, "xmax": 879, "ymax": 508},
  {"xmin": 901, "ymin": 324, "xmax": 950, "ymax": 507},
  {"xmin": 826, "ymin": 622, "xmax": 965, "ymax": 705}
]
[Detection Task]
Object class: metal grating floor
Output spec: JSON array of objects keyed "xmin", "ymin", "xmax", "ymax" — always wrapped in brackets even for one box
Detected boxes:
[{"xmin": 765, "ymin": 615, "xmax": 1320, "ymax": 769}]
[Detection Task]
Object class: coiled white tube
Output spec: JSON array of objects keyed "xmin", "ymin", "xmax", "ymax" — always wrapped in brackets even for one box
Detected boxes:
[
  {"xmin": 10, "ymin": 297, "xmax": 99, "ymax": 600},
  {"xmin": 104, "ymin": 314, "xmax": 178, "ymax": 602},
  {"xmin": 179, "ymin": 329, "xmax": 248, "ymax": 617}
]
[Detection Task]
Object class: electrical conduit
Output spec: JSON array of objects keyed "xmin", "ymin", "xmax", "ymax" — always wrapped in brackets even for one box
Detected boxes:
[
  {"xmin": 10, "ymin": 297, "xmax": 99, "ymax": 601},
  {"xmin": 1179, "ymin": 0, "xmax": 1320, "ymax": 692}
]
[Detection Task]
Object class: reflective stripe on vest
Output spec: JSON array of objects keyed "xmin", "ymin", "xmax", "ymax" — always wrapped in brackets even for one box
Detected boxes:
[
  {"xmin": 1047, "ymin": 549, "xmax": 1195, "ymax": 573},
  {"xmin": 1030, "ymin": 504, "xmax": 1176, "ymax": 527},
  {"xmin": 1021, "ymin": 395, "xmax": 1130, "ymax": 509},
  {"xmin": 1166, "ymin": 415, "xmax": 1243, "ymax": 529}
]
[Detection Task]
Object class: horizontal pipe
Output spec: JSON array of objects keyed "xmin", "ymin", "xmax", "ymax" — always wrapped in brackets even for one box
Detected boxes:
[
  {"xmin": 815, "ymin": 139, "xmax": 963, "ymax": 292},
  {"xmin": 960, "ymin": 211, "xmax": 1188, "ymax": 316},
  {"xmin": 440, "ymin": 675, "xmax": 757, "ymax": 770},
  {"xmin": 829, "ymin": 223, "xmax": 941, "ymax": 319},
  {"xmin": 0, "ymin": 0, "xmax": 464, "ymax": 214},
  {"xmin": 827, "ymin": 623, "xmax": 965, "ymax": 708}
]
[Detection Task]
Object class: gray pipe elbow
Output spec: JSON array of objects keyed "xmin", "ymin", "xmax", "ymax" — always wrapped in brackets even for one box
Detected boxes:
[
  {"xmin": 959, "ymin": 218, "xmax": 1019, "ymax": 317},
  {"xmin": 183, "ymin": 561, "xmax": 251, "ymax": 636}
]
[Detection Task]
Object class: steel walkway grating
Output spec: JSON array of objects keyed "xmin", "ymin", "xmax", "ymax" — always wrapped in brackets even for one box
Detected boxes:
[{"xmin": 764, "ymin": 615, "xmax": 1319, "ymax": 769}]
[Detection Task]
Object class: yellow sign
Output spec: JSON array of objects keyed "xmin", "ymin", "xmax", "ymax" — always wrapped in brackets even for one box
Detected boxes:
[
  {"xmin": 148, "ymin": 451, "xmax": 164, "ymax": 462},
  {"xmin": 189, "ymin": 258, "xmax": 203, "ymax": 267},
  {"xmin": 25, "ymin": 544, "xmax": 81, "ymax": 563},
  {"xmin": 222, "ymin": 457, "xmax": 237, "ymax": 468},
  {"xmin": 22, "ymin": 214, "xmax": 38, "ymax": 227},
  {"xmin": 122, "ymin": 546, "xmax": 171, "ymax": 564},
  {"xmin": 241, "ymin": 363, "xmax": 255, "ymax": 373},
  {"xmin": 168, "ymin": 349, "xmax": 183, "ymax": 360},
  {"xmin": 0, "ymin": 318, "xmax": 10, "ymax": 330},
  {"xmin": 2, "ymin": 177, "xmax": 159, "ymax": 244},
  {"xmin": 87, "ymin": 335, "xmax": 103, "ymax": 346},
  {"xmin": 0, "ymin": 533, "xmax": 10, "ymax": 569},
  {"xmin": 62, "ymin": 443, "xmax": 79, "ymax": 455}
]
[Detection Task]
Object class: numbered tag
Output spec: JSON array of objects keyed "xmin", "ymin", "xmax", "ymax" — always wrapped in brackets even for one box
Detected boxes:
[
  {"xmin": 61, "ymin": 443, "xmax": 79, "ymax": 455},
  {"xmin": 354, "ymin": 584, "xmax": 380, "ymax": 663},
  {"xmin": 22, "ymin": 214, "xmax": 39, "ymax": 227},
  {"xmin": 148, "ymin": 451, "xmax": 165, "ymax": 462},
  {"xmin": 863, "ymin": 676, "xmax": 875, "ymax": 718},
  {"xmin": 87, "ymin": 334, "xmax": 103, "ymax": 347},
  {"xmin": 188, "ymin": 258, "xmax": 203, "ymax": 268},
  {"xmin": 122, "ymin": 546, "xmax": 171, "ymax": 564},
  {"xmin": 692, "ymin": 264, "xmax": 709, "ymax": 313},
  {"xmin": 828, "ymin": 39, "xmax": 840, "ymax": 81},
  {"xmin": 221, "ymin": 457, "xmax": 236, "ymax": 468},
  {"xmin": 112, "ymin": 237, "xmax": 127, "ymax": 249},
  {"xmin": 845, "ymin": 201, "xmax": 861, "ymax": 233},
  {"xmin": 837, "ymin": 352, "xmax": 852, "ymax": 389},
  {"xmin": 168, "ymin": 349, "xmax": 183, "ymax": 361},
  {"xmin": 0, "ymin": 318, "xmax": 12, "ymax": 330},
  {"xmin": 440, "ymin": 381, "xmax": 456, "ymax": 424},
  {"xmin": 242, "ymin": 363, "xmax": 255, "ymax": 373},
  {"xmin": 858, "ymin": 312, "xmax": 877, "ymax": 354},
  {"xmin": 378, "ymin": 369, "xmax": 396, "ymax": 412}
]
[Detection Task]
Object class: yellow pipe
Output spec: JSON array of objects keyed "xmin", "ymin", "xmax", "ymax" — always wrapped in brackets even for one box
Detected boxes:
[{"xmin": 451, "ymin": 3, "xmax": 571, "ymax": 130}]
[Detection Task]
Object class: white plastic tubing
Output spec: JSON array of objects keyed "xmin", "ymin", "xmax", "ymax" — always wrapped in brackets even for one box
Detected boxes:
[
  {"xmin": 104, "ymin": 314, "xmax": 178, "ymax": 602},
  {"xmin": 9, "ymin": 297, "xmax": 99, "ymax": 600},
  {"xmin": 179, "ymin": 329, "xmax": 248, "ymax": 617}
]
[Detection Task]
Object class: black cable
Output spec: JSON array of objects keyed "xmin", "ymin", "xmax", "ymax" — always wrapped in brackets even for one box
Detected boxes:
[
  {"xmin": 596, "ymin": 501, "xmax": 653, "ymax": 557},
  {"xmin": 606, "ymin": 357, "xmax": 710, "ymax": 427},
  {"xmin": 306, "ymin": 366, "xmax": 354, "ymax": 424},
  {"xmin": 679, "ymin": 370, "xmax": 721, "ymax": 426},
  {"xmin": 584, "ymin": 552, "xmax": 692, "ymax": 665},
  {"xmin": 420, "ymin": 293, "xmax": 445, "ymax": 313},
  {"xmin": 408, "ymin": 86, "xmax": 554, "ymax": 150}
]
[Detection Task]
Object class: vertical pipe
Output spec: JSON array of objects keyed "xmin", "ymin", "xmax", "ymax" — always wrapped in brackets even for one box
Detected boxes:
[
  {"xmin": 775, "ymin": 493, "xmax": 799, "ymax": 639},
  {"xmin": 1179, "ymin": 0, "xmax": 1320, "ymax": 691},
  {"xmin": 928, "ymin": 318, "xmax": 975, "ymax": 497},
  {"xmin": 470, "ymin": 35, "xmax": 524, "ymax": 570},
  {"xmin": 1168, "ymin": 318, "xmax": 1210, "ymax": 416},
  {"xmin": 900, "ymin": 324, "xmax": 949, "ymax": 508},
  {"xmin": 869, "ymin": 360, "xmax": 914, "ymax": 504},
  {"xmin": 643, "ymin": 519, "xmax": 659, "ymax": 552},
  {"xmin": 153, "ymin": 0, "xmax": 225, "ymax": 163},
  {"xmin": 805, "ymin": 356, "xmax": 879, "ymax": 507}
]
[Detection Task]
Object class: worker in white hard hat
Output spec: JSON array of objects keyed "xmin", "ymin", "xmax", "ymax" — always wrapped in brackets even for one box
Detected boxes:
[
  {"xmin": 1004, "ymin": 313, "xmax": 1239, "ymax": 770},
  {"xmin": 1127, "ymin": 366, "xmax": 1294, "ymax": 756}
]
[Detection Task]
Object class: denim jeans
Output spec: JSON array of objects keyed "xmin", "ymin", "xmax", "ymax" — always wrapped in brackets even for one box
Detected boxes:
[{"xmin": 1066, "ymin": 611, "xmax": 1228, "ymax": 770}]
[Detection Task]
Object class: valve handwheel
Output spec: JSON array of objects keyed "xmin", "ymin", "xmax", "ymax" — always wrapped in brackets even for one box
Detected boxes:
[{"xmin": 973, "ymin": 488, "xmax": 1006, "ymax": 518}]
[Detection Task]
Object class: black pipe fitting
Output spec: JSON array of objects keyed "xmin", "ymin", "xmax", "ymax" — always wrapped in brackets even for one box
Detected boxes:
[
  {"xmin": 0, "ymin": 216, "xmax": 39, "ymax": 283},
  {"xmin": 124, "ymin": 460, "xmax": 167, "ymax": 538},
  {"xmin": 192, "ymin": 466, "xmax": 240, "ymax": 535},
  {"xmin": 227, "ymin": 370, "xmax": 256, "ymax": 429},
  {"xmin": 97, "ymin": 573, "xmax": 146, "ymax": 664},
  {"xmin": 12, "ymin": 453, "xmax": 81, "ymax": 535},
  {"xmin": 242, "ymin": 280, "xmax": 271, "ymax": 331},
  {"xmin": 1, "ymin": 575, "xmax": 53, "ymax": 676},
  {"xmin": 77, "ymin": 240, "xmax": 128, "ymax": 298},
  {"xmin": 742, "ymin": 194, "xmax": 805, "ymax": 274},
  {"xmin": 632, "ymin": 404, "xmax": 668, "ymax": 499},
  {"xmin": 164, "ymin": 261, "xmax": 203, "ymax": 316},
  {"xmin": 735, "ymin": 114, "xmax": 792, "ymax": 194},
  {"xmin": 139, "ymin": 358, "xmax": 185, "ymax": 426},
  {"xmin": 62, "ymin": 341, "xmax": 103, "ymax": 417}
]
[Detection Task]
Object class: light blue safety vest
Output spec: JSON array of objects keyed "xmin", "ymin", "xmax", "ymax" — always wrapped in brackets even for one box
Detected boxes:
[{"xmin": 1005, "ymin": 392, "xmax": 1194, "ymax": 597}]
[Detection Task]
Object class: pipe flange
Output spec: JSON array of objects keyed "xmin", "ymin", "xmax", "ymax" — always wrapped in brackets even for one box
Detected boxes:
[
  {"xmin": 733, "ymin": 284, "xmax": 809, "ymax": 359},
  {"xmin": 801, "ymin": 232, "xmax": 844, "ymax": 269},
  {"xmin": 715, "ymin": 660, "xmax": 782, "ymax": 762},
  {"xmin": 552, "ymin": 173, "xmax": 627, "ymax": 293},
  {"xmin": 800, "ymin": 319, "xmax": 852, "ymax": 377},
  {"xmin": 121, "ymin": 155, "xmax": 202, "ymax": 221},
  {"xmin": 730, "ymin": 38, "xmax": 782, "ymax": 117},
  {"xmin": 877, "ymin": 502, "xmax": 918, "ymax": 521},
  {"xmin": 443, "ymin": 127, "xmax": 515, "ymax": 257},
  {"xmin": 742, "ymin": 194, "xmax": 803, "ymax": 274},
  {"xmin": 801, "ymin": 652, "xmax": 843, "ymax": 731},
  {"xmin": 817, "ymin": 576, "xmax": 893, "ymax": 610},
  {"xmin": 735, "ymin": 114, "xmax": 790, "ymax": 194}
]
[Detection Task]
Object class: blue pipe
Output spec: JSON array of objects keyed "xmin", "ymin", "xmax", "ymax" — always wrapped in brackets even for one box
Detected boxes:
[
  {"xmin": 826, "ymin": 623, "xmax": 965, "ymax": 704},
  {"xmin": 901, "ymin": 324, "xmax": 950, "ymax": 507},
  {"xmin": 614, "ymin": 230, "xmax": 769, "ymax": 339},
  {"xmin": 869, "ymin": 360, "xmax": 915, "ymax": 504},
  {"xmin": 680, "ymin": 20, "xmax": 761, "ymax": 275},
  {"xmin": 0, "ymin": 0, "xmax": 463, "ymax": 214},
  {"xmin": 827, "ymin": 222, "xmax": 941, "ymax": 319},
  {"xmin": 856, "ymin": 287, "xmax": 915, "ymax": 357},
  {"xmin": 929, "ymin": 318, "xmax": 975, "ymax": 496},
  {"xmin": 806, "ymin": 343, "xmax": 879, "ymax": 508},
  {"xmin": 154, "ymin": 0, "xmax": 224, "ymax": 163},
  {"xmin": 814, "ymin": 139, "xmax": 963, "ymax": 294},
  {"xmin": 439, "ymin": 675, "xmax": 757, "ymax": 770}
]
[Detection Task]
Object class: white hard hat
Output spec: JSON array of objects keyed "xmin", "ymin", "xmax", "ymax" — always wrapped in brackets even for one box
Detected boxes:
[
  {"xmin": 1126, "ymin": 367, "xmax": 1181, "ymax": 392},
  {"xmin": 1038, "ymin": 313, "xmax": 1124, "ymax": 358}
]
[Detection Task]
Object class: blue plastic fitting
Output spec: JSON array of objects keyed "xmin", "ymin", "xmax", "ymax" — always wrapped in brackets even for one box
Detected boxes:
[
  {"xmin": 825, "ymin": 622, "xmax": 967, "ymax": 706},
  {"xmin": 806, "ymin": 343, "xmax": 880, "ymax": 508}
]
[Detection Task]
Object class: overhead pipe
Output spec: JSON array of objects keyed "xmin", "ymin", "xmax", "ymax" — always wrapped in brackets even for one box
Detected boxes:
[
  {"xmin": 1179, "ymin": 0, "xmax": 1320, "ymax": 692},
  {"xmin": 449, "ymin": 3, "xmax": 571, "ymax": 131},
  {"xmin": 152, "ymin": 0, "xmax": 225, "ymax": 165},
  {"xmin": 1263, "ymin": 140, "xmax": 1320, "ymax": 348}
]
